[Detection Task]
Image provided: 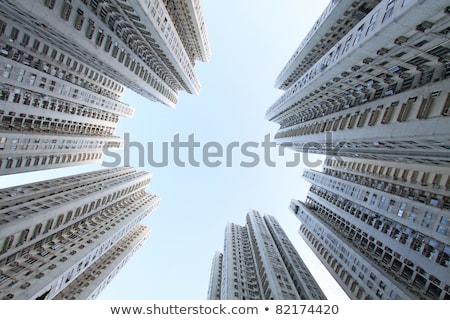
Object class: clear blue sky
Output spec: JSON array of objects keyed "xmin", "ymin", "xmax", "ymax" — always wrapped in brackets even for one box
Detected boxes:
[{"xmin": 0, "ymin": 0, "xmax": 349, "ymax": 300}]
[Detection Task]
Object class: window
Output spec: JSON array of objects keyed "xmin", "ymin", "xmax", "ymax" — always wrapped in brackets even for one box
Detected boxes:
[
  {"xmin": 111, "ymin": 43, "xmax": 119, "ymax": 58},
  {"xmin": 58, "ymin": 53, "xmax": 65, "ymax": 64},
  {"xmin": 75, "ymin": 9, "xmax": 85, "ymax": 30},
  {"xmin": 366, "ymin": 10, "xmax": 380, "ymax": 35},
  {"xmin": 353, "ymin": 24, "xmax": 365, "ymax": 46},
  {"xmin": 33, "ymin": 223, "xmax": 42, "ymax": 238},
  {"xmin": 21, "ymin": 33, "xmax": 30, "ymax": 47},
  {"xmin": 3, "ymin": 235, "xmax": 14, "ymax": 251},
  {"xmin": 42, "ymin": 44, "xmax": 49, "ymax": 55},
  {"xmin": 104, "ymin": 35, "xmax": 112, "ymax": 52},
  {"xmin": 0, "ymin": 20, "xmax": 6, "ymax": 36},
  {"xmin": 436, "ymin": 216, "xmax": 449, "ymax": 235},
  {"xmin": 61, "ymin": 2, "xmax": 73, "ymax": 21},
  {"xmin": 46, "ymin": 0, "xmax": 56, "ymax": 9},
  {"xmin": 387, "ymin": 200, "xmax": 396, "ymax": 213},
  {"xmin": 5, "ymin": 158, "xmax": 13, "ymax": 169},
  {"xmin": 402, "ymin": 0, "xmax": 413, "ymax": 6},
  {"xmin": 370, "ymin": 194, "xmax": 378, "ymax": 205},
  {"xmin": 95, "ymin": 29, "xmax": 104, "ymax": 46},
  {"xmin": 9, "ymin": 27, "xmax": 19, "ymax": 41},
  {"xmin": 383, "ymin": 0, "xmax": 396, "ymax": 23},
  {"xmin": 2, "ymin": 63, "xmax": 12, "ymax": 78},
  {"xmin": 50, "ymin": 49, "xmax": 57, "ymax": 59},
  {"xmin": 343, "ymin": 35, "xmax": 352, "ymax": 53},
  {"xmin": 86, "ymin": 20, "xmax": 95, "ymax": 39},
  {"xmin": 378, "ymin": 196, "xmax": 386, "ymax": 209},
  {"xmin": 421, "ymin": 211, "xmax": 433, "ymax": 228},
  {"xmin": 389, "ymin": 290, "xmax": 399, "ymax": 299},
  {"xmin": 32, "ymin": 39, "xmax": 40, "ymax": 51},
  {"xmin": 397, "ymin": 203, "xmax": 407, "ymax": 217},
  {"xmin": 407, "ymin": 210, "xmax": 417, "ymax": 222}
]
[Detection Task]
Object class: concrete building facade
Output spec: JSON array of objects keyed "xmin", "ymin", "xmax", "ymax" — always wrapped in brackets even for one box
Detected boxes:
[
  {"xmin": 0, "ymin": 2, "xmax": 129, "ymax": 174},
  {"xmin": 0, "ymin": 0, "xmax": 210, "ymax": 175},
  {"xmin": 1, "ymin": 0, "xmax": 210, "ymax": 108},
  {"xmin": 266, "ymin": 0, "xmax": 450, "ymax": 300},
  {"xmin": 0, "ymin": 167, "xmax": 159, "ymax": 299},
  {"xmin": 54, "ymin": 224, "xmax": 151, "ymax": 299},
  {"xmin": 0, "ymin": 0, "xmax": 210, "ymax": 299},
  {"xmin": 267, "ymin": 0, "xmax": 450, "ymax": 166},
  {"xmin": 207, "ymin": 210, "xmax": 327, "ymax": 300},
  {"xmin": 291, "ymin": 157, "xmax": 449, "ymax": 299}
]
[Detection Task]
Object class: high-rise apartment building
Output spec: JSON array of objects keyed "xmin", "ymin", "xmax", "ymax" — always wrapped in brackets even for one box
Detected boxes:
[
  {"xmin": 266, "ymin": 0, "xmax": 450, "ymax": 166},
  {"xmin": 207, "ymin": 210, "xmax": 327, "ymax": 300},
  {"xmin": 0, "ymin": 167, "xmax": 160, "ymax": 300},
  {"xmin": 0, "ymin": 0, "xmax": 210, "ymax": 175},
  {"xmin": 0, "ymin": 0, "xmax": 129, "ymax": 175},
  {"xmin": 2, "ymin": 0, "xmax": 210, "ymax": 108},
  {"xmin": 54, "ymin": 224, "xmax": 151, "ymax": 299},
  {"xmin": 266, "ymin": 0, "xmax": 450, "ymax": 300},
  {"xmin": 291, "ymin": 157, "xmax": 449, "ymax": 299},
  {"xmin": 0, "ymin": 0, "xmax": 209, "ymax": 299}
]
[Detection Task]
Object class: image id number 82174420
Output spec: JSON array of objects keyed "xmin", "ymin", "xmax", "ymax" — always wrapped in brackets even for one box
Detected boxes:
[{"xmin": 275, "ymin": 304, "xmax": 339, "ymax": 315}]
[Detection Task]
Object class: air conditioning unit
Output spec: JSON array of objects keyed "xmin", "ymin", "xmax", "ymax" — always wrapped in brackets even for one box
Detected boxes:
[
  {"xmin": 363, "ymin": 57, "xmax": 374, "ymax": 64},
  {"xmin": 394, "ymin": 36, "xmax": 408, "ymax": 45},
  {"xmin": 377, "ymin": 48, "xmax": 389, "ymax": 56},
  {"xmin": 416, "ymin": 21, "xmax": 433, "ymax": 32}
]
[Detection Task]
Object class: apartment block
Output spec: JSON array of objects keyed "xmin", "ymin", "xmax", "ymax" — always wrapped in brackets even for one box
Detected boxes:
[
  {"xmin": 54, "ymin": 224, "xmax": 151, "ymax": 299},
  {"xmin": 207, "ymin": 210, "xmax": 327, "ymax": 300},
  {"xmin": 291, "ymin": 157, "xmax": 449, "ymax": 299},
  {"xmin": 0, "ymin": 0, "xmax": 210, "ymax": 175},
  {"xmin": 267, "ymin": 0, "xmax": 450, "ymax": 166},
  {"xmin": 267, "ymin": 0, "xmax": 450, "ymax": 300},
  {"xmin": 0, "ymin": 167, "xmax": 159, "ymax": 299}
]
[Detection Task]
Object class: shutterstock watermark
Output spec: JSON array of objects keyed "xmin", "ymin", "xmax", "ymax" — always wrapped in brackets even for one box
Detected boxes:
[{"xmin": 102, "ymin": 132, "xmax": 343, "ymax": 168}]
